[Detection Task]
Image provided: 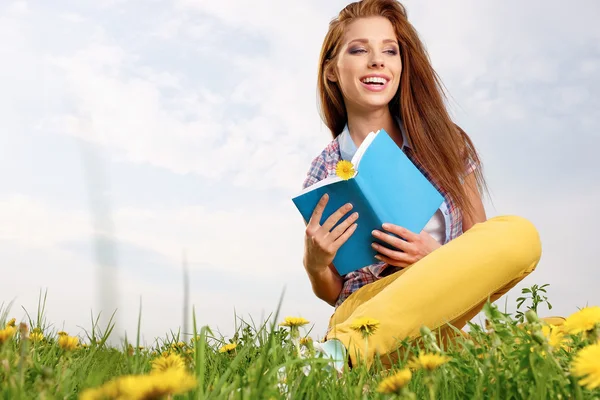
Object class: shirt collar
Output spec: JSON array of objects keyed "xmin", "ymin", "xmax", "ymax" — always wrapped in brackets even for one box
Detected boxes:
[{"xmin": 339, "ymin": 116, "xmax": 410, "ymax": 161}]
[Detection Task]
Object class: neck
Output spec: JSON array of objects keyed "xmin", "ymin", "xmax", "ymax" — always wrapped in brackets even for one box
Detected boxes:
[{"xmin": 345, "ymin": 107, "xmax": 402, "ymax": 148}]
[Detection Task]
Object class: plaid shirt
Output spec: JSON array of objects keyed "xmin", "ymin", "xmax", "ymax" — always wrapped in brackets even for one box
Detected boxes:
[{"xmin": 302, "ymin": 120, "xmax": 477, "ymax": 307}]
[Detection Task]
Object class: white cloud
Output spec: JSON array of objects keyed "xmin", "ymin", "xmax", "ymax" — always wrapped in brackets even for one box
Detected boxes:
[
  {"xmin": 59, "ymin": 12, "xmax": 86, "ymax": 23},
  {"xmin": 7, "ymin": 0, "xmax": 28, "ymax": 15},
  {"xmin": 0, "ymin": 195, "xmax": 91, "ymax": 246},
  {"xmin": 0, "ymin": 193, "xmax": 304, "ymax": 278},
  {"xmin": 37, "ymin": 0, "xmax": 600, "ymax": 194},
  {"xmin": 45, "ymin": 40, "xmax": 321, "ymax": 190},
  {"xmin": 28, "ymin": 0, "xmax": 339, "ymax": 193}
]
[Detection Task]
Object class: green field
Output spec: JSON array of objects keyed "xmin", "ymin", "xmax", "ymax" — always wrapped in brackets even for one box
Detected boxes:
[{"xmin": 1, "ymin": 285, "xmax": 599, "ymax": 399}]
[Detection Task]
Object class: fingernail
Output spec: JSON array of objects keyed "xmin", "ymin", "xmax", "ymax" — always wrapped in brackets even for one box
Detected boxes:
[
  {"xmin": 374, "ymin": 255, "xmax": 381, "ymax": 260},
  {"xmin": 372, "ymin": 230, "xmax": 379, "ymax": 236},
  {"xmin": 382, "ymin": 223, "xmax": 390, "ymax": 229}
]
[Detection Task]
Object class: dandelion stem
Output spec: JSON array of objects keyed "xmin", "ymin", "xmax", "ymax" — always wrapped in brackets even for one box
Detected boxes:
[
  {"xmin": 364, "ymin": 335, "xmax": 369, "ymax": 365},
  {"xmin": 426, "ymin": 375, "xmax": 436, "ymax": 400}
]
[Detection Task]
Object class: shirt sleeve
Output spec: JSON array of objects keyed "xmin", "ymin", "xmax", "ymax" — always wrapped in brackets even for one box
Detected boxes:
[
  {"xmin": 464, "ymin": 155, "xmax": 478, "ymax": 177},
  {"xmin": 302, "ymin": 151, "xmax": 329, "ymax": 189}
]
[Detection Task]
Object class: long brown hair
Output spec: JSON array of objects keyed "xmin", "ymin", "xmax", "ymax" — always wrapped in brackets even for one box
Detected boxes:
[{"xmin": 317, "ymin": 0, "xmax": 488, "ymax": 222}]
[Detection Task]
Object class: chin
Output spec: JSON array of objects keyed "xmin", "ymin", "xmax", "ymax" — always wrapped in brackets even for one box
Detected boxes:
[
  {"xmin": 357, "ymin": 92, "xmax": 394, "ymax": 105},
  {"xmin": 359, "ymin": 98, "xmax": 395, "ymax": 111}
]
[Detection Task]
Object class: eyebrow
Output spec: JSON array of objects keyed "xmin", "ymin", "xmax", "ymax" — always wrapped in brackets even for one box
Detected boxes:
[{"xmin": 347, "ymin": 38, "xmax": 398, "ymax": 45}]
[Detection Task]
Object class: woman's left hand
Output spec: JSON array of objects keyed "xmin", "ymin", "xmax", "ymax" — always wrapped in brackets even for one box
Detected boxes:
[{"xmin": 371, "ymin": 223, "xmax": 441, "ymax": 268}]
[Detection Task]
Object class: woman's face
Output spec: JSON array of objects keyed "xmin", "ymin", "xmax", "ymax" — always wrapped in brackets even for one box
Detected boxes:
[{"xmin": 328, "ymin": 16, "xmax": 402, "ymax": 114}]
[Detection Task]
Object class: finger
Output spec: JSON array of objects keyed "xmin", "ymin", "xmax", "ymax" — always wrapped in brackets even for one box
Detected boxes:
[
  {"xmin": 371, "ymin": 242, "xmax": 414, "ymax": 264},
  {"xmin": 381, "ymin": 223, "xmax": 419, "ymax": 242},
  {"xmin": 307, "ymin": 194, "xmax": 329, "ymax": 229},
  {"xmin": 374, "ymin": 254, "xmax": 411, "ymax": 268},
  {"xmin": 332, "ymin": 222, "xmax": 358, "ymax": 250},
  {"xmin": 321, "ymin": 202, "xmax": 353, "ymax": 232},
  {"xmin": 372, "ymin": 230, "xmax": 413, "ymax": 252},
  {"xmin": 329, "ymin": 212, "xmax": 359, "ymax": 240}
]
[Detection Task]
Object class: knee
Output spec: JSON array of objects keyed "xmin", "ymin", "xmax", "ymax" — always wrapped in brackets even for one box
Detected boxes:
[{"xmin": 498, "ymin": 215, "xmax": 542, "ymax": 270}]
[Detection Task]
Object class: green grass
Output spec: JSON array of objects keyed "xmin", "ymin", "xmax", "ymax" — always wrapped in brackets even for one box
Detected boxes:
[{"xmin": 0, "ymin": 286, "xmax": 599, "ymax": 399}]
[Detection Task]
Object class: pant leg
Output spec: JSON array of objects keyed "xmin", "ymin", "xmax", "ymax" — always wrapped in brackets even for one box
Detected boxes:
[
  {"xmin": 324, "ymin": 267, "xmax": 411, "ymax": 336},
  {"xmin": 325, "ymin": 215, "xmax": 542, "ymax": 368}
]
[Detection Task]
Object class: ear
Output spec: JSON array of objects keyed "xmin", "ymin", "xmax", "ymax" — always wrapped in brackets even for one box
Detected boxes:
[{"xmin": 325, "ymin": 62, "xmax": 338, "ymax": 83}]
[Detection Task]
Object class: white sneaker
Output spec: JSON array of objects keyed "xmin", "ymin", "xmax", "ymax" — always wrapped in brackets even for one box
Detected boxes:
[
  {"xmin": 312, "ymin": 338, "xmax": 347, "ymax": 374},
  {"xmin": 276, "ymin": 339, "xmax": 347, "ymax": 397}
]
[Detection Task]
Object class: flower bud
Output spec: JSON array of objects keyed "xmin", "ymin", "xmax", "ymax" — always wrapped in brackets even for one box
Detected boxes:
[{"xmin": 525, "ymin": 310, "xmax": 539, "ymax": 324}]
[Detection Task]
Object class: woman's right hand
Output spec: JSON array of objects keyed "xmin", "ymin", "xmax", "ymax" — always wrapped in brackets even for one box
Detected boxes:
[{"xmin": 303, "ymin": 193, "xmax": 359, "ymax": 275}]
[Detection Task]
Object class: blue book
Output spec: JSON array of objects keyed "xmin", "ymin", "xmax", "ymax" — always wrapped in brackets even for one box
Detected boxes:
[{"xmin": 292, "ymin": 128, "xmax": 444, "ymax": 276}]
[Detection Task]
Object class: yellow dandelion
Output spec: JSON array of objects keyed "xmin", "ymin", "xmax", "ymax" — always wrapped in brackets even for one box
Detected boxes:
[
  {"xmin": 148, "ymin": 368, "xmax": 197, "ymax": 395},
  {"xmin": 408, "ymin": 353, "xmax": 451, "ymax": 371},
  {"xmin": 6, "ymin": 318, "xmax": 16, "ymax": 328},
  {"xmin": 79, "ymin": 386, "xmax": 107, "ymax": 400},
  {"xmin": 219, "ymin": 343, "xmax": 237, "ymax": 353},
  {"xmin": 541, "ymin": 324, "xmax": 567, "ymax": 350},
  {"xmin": 80, "ymin": 368, "xmax": 197, "ymax": 400},
  {"xmin": 350, "ymin": 317, "xmax": 380, "ymax": 337},
  {"xmin": 377, "ymin": 368, "xmax": 412, "ymax": 394},
  {"xmin": 30, "ymin": 332, "xmax": 44, "ymax": 342},
  {"xmin": 299, "ymin": 337, "xmax": 312, "ymax": 346},
  {"xmin": 571, "ymin": 342, "xmax": 600, "ymax": 390},
  {"xmin": 0, "ymin": 326, "xmax": 16, "ymax": 345},
  {"xmin": 57, "ymin": 331, "xmax": 68, "ymax": 337},
  {"xmin": 335, "ymin": 160, "xmax": 355, "ymax": 180},
  {"xmin": 58, "ymin": 335, "xmax": 79, "ymax": 351},
  {"xmin": 151, "ymin": 353, "xmax": 186, "ymax": 373},
  {"xmin": 562, "ymin": 306, "xmax": 600, "ymax": 335},
  {"xmin": 279, "ymin": 317, "xmax": 309, "ymax": 328}
]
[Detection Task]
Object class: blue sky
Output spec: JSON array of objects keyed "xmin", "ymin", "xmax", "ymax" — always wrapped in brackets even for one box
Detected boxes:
[{"xmin": 1, "ymin": 0, "xmax": 599, "ymax": 345}]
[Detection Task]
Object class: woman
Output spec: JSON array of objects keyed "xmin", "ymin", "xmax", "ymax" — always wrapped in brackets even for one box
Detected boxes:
[{"xmin": 301, "ymin": 0, "xmax": 542, "ymax": 371}]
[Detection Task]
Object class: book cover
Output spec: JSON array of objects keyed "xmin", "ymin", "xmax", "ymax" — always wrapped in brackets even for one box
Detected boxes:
[{"xmin": 292, "ymin": 128, "xmax": 444, "ymax": 276}]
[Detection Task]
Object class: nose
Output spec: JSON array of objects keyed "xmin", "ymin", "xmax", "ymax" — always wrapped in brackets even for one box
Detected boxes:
[{"xmin": 369, "ymin": 56, "xmax": 384, "ymax": 68}]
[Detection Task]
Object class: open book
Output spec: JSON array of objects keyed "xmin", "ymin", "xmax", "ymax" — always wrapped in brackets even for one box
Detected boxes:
[{"xmin": 292, "ymin": 128, "xmax": 444, "ymax": 276}]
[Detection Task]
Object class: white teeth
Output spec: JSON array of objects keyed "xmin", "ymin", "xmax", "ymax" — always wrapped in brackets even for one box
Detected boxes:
[{"xmin": 361, "ymin": 76, "xmax": 387, "ymax": 84}]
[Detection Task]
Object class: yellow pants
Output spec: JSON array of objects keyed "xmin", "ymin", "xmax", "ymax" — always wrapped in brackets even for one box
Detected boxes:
[{"xmin": 325, "ymin": 215, "xmax": 544, "ymax": 368}]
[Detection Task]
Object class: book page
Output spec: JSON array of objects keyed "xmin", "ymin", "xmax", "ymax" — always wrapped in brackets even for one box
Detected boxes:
[
  {"xmin": 293, "ymin": 174, "xmax": 343, "ymax": 197},
  {"xmin": 351, "ymin": 129, "xmax": 379, "ymax": 169},
  {"xmin": 294, "ymin": 128, "xmax": 380, "ymax": 198}
]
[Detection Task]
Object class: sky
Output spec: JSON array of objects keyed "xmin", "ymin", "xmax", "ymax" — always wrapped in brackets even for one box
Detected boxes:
[{"xmin": 1, "ymin": 0, "xmax": 599, "ymax": 346}]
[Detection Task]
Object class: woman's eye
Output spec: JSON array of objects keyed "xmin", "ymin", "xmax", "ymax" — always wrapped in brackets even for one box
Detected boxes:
[{"xmin": 349, "ymin": 48, "xmax": 398, "ymax": 55}]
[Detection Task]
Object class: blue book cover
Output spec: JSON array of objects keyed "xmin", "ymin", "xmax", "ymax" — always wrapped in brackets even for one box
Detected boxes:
[{"xmin": 292, "ymin": 128, "xmax": 444, "ymax": 276}]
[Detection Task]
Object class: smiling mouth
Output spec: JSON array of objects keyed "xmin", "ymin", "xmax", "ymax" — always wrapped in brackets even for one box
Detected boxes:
[{"xmin": 360, "ymin": 76, "xmax": 389, "ymax": 86}]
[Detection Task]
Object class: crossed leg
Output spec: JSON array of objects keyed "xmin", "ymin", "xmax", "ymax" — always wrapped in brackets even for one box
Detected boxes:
[{"xmin": 324, "ymin": 215, "xmax": 544, "ymax": 368}]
